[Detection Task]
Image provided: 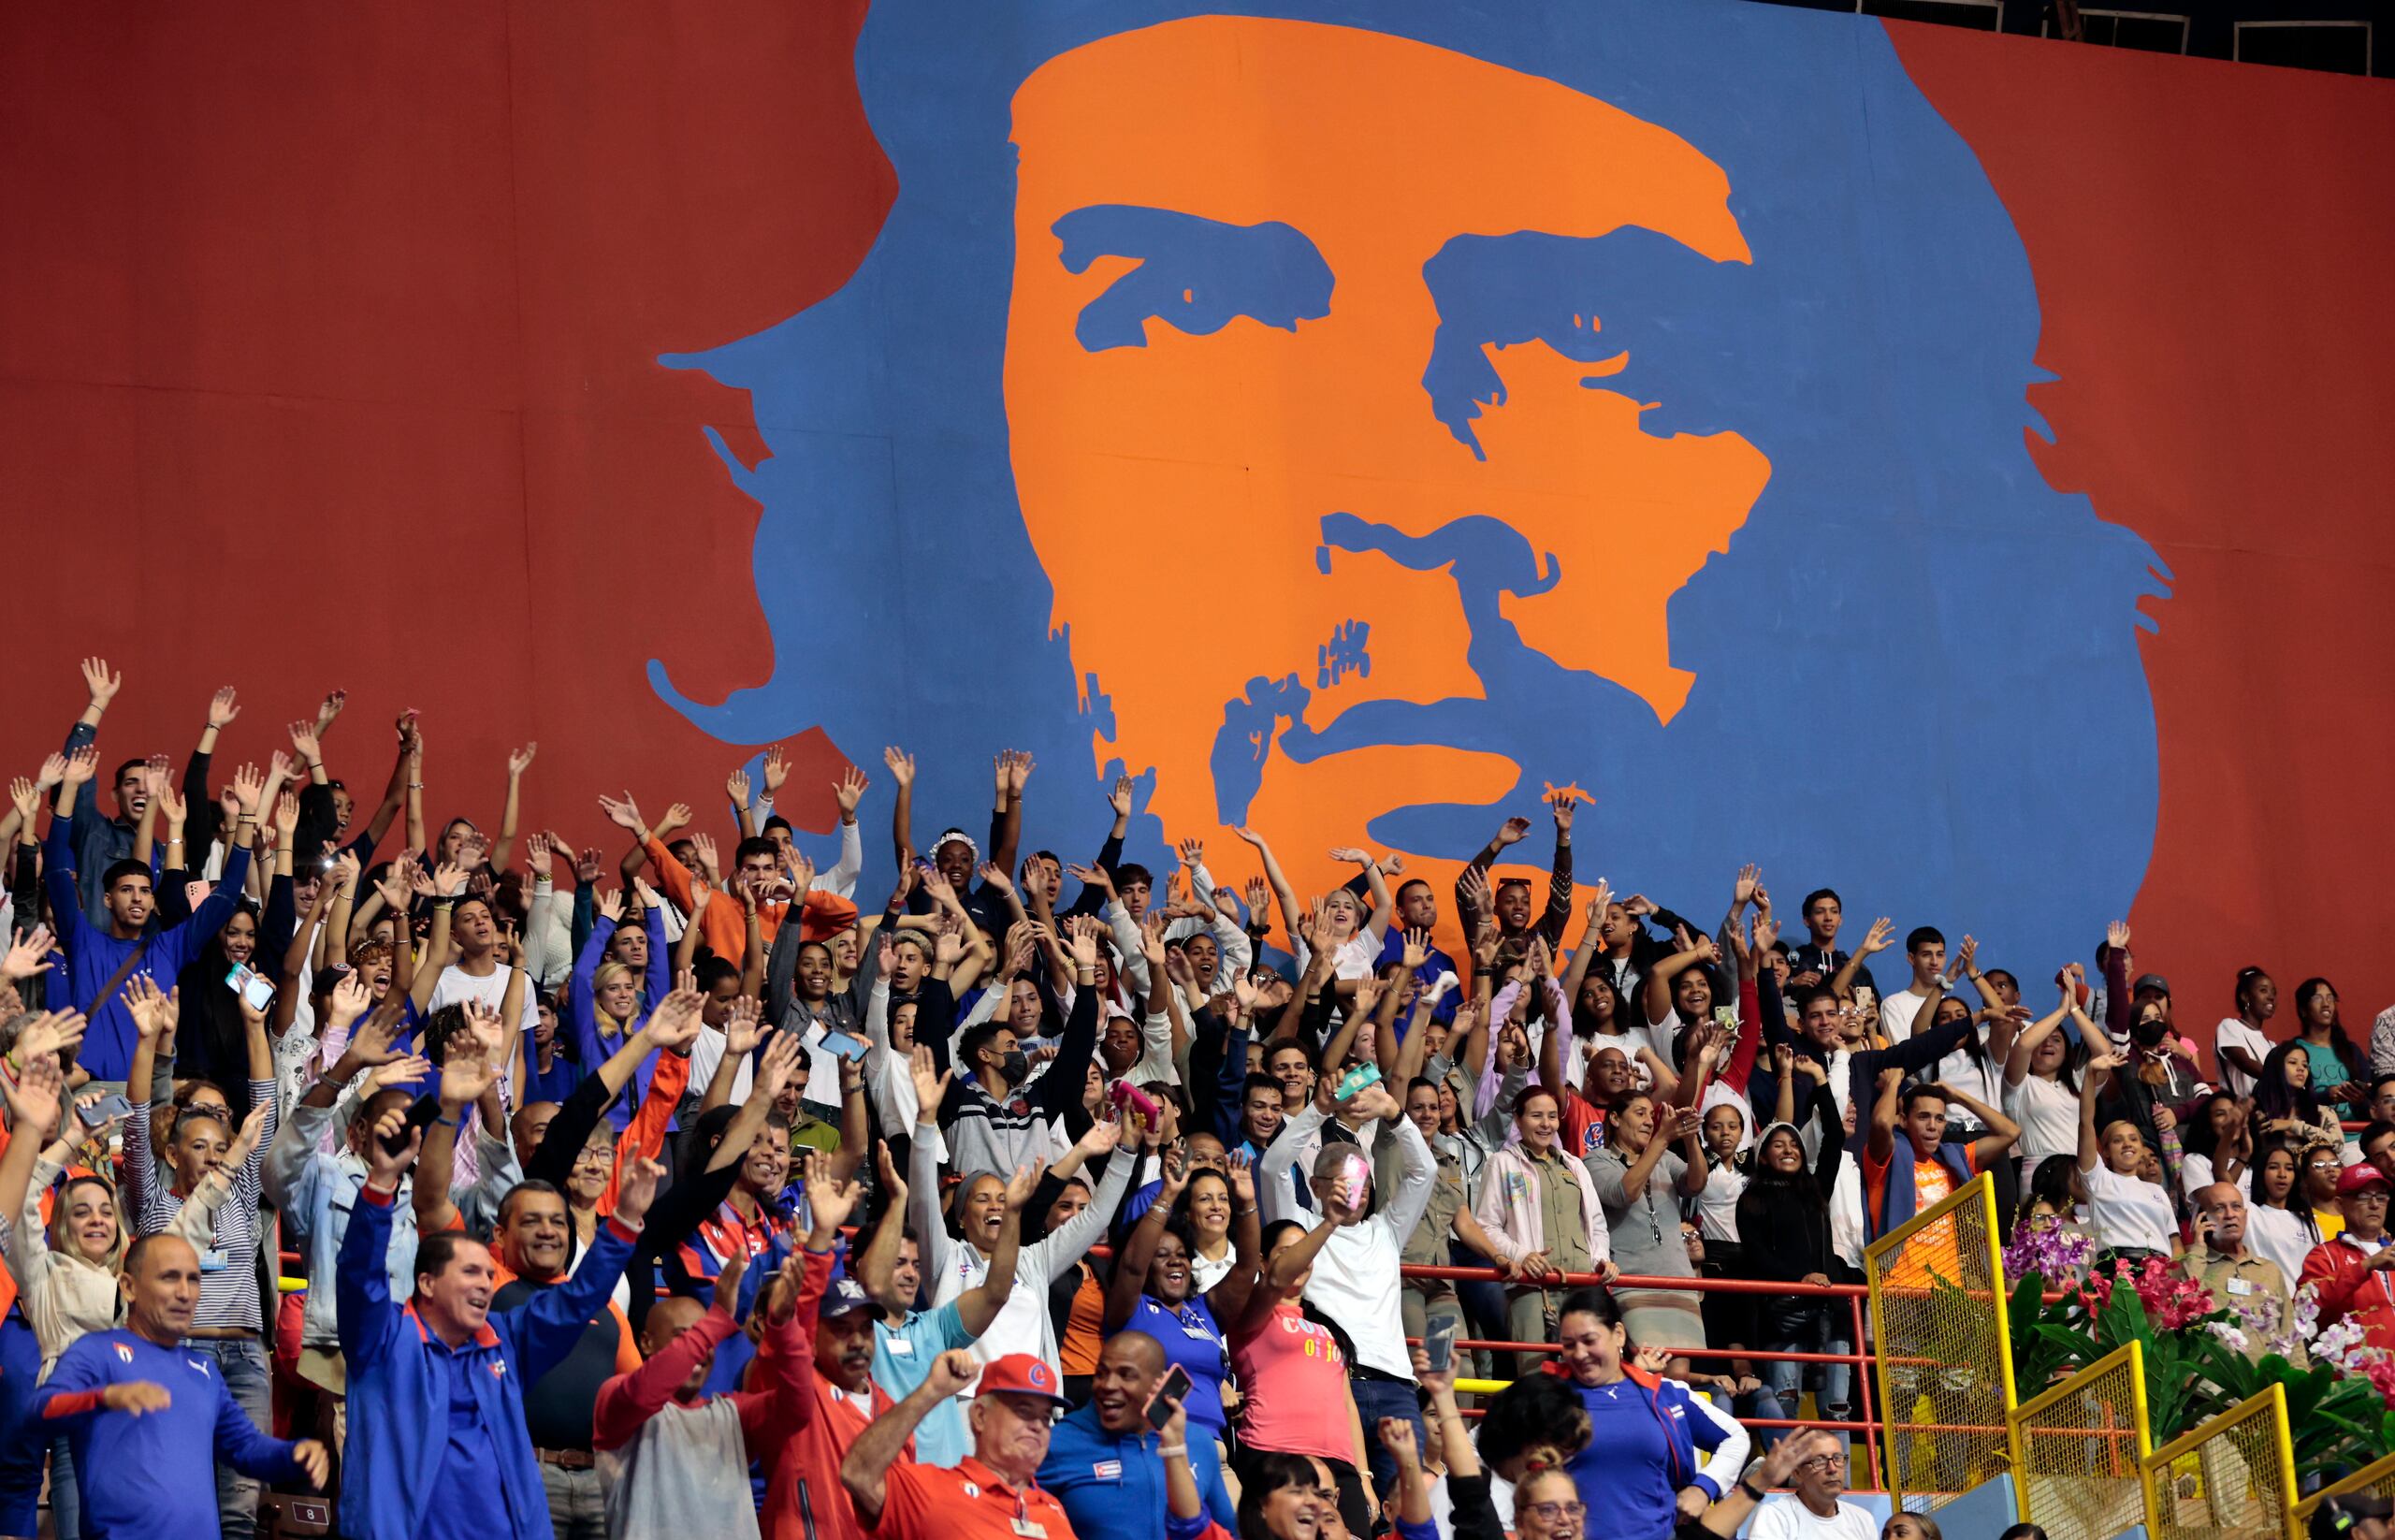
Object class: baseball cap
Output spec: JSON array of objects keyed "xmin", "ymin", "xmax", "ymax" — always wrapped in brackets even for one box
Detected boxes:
[
  {"xmin": 2313, "ymin": 1493, "xmax": 2393, "ymax": 1540},
  {"xmin": 820, "ymin": 1276, "xmax": 878, "ymax": 1317},
  {"xmin": 979, "ymin": 1353, "xmax": 1068, "ymax": 1404},
  {"xmin": 2132, "ymin": 973, "xmax": 2170, "ymax": 997},
  {"xmin": 2338, "ymin": 1164, "xmax": 2392, "ymax": 1198}
]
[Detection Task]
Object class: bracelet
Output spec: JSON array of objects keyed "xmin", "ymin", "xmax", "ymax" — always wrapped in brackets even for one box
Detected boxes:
[
  {"xmin": 1156, "ymin": 1445, "xmax": 1187, "ymax": 1460},
  {"xmin": 1737, "ymin": 1478, "xmax": 1767, "ymax": 1503},
  {"xmin": 432, "ymin": 1113, "xmax": 459, "ymax": 1129},
  {"xmin": 408, "ymin": 782, "xmax": 423, "ymax": 790}
]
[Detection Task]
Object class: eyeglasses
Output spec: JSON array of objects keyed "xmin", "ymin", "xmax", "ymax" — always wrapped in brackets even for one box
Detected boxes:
[{"xmin": 1524, "ymin": 1502, "xmax": 1587, "ymax": 1522}]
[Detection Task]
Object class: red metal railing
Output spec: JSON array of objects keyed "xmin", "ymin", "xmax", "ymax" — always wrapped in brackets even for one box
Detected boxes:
[{"xmin": 1401, "ymin": 1264, "xmax": 1888, "ymax": 1490}]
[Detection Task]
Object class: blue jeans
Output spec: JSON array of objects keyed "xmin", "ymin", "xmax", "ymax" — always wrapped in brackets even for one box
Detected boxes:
[
  {"xmin": 185, "ymin": 1336, "xmax": 273, "ymax": 1540},
  {"xmin": 1761, "ymin": 1324, "xmax": 1854, "ymax": 1460},
  {"xmin": 0, "ymin": 1311, "xmax": 43, "ymax": 1537},
  {"xmin": 1349, "ymin": 1374, "xmax": 1426, "ymax": 1498},
  {"xmin": 51, "ymin": 1433, "xmax": 80, "ymax": 1539}
]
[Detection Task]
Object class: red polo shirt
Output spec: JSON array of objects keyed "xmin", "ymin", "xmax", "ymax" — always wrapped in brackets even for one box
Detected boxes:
[{"xmin": 870, "ymin": 1455, "xmax": 1076, "ymax": 1540}]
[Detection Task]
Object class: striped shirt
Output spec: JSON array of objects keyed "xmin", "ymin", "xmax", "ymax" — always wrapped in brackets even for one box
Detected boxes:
[{"xmin": 124, "ymin": 1078, "xmax": 276, "ymax": 1332}]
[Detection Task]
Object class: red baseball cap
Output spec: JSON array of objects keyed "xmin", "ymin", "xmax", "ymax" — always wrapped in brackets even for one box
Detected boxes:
[
  {"xmin": 978, "ymin": 1353, "xmax": 1068, "ymax": 1404},
  {"xmin": 2337, "ymin": 1163, "xmax": 2391, "ymax": 1198}
]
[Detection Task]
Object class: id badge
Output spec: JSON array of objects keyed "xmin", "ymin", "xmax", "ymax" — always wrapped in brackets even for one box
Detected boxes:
[
  {"xmin": 1011, "ymin": 1522, "xmax": 1048, "ymax": 1539},
  {"xmin": 198, "ymin": 1248, "xmax": 228, "ymax": 1273}
]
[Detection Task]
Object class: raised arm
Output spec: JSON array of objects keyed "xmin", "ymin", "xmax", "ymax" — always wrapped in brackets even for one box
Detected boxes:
[
  {"xmin": 843, "ymin": 1350, "xmax": 980, "ymax": 1529},
  {"xmin": 1231, "ymin": 825, "xmax": 1303, "ymax": 948},
  {"xmin": 2079, "ymin": 1046, "xmax": 2120, "ymax": 1174},
  {"xmin": 1106, "ymin": 1145, "xmax": 1190, "ymax": 1331}
]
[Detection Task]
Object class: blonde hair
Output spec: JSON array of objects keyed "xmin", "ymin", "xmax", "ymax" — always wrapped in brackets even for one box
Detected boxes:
[
  {"xmin": 592, "ymin": 962, "xmax": 635, "ymax": 1023},
  {"xmin": 48, "ymin": 1174, "xmax": 130, "ymax": 1274}
]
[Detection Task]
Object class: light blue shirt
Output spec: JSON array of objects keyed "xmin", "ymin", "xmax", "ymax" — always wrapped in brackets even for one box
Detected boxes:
[{"xmin": 873, "ymin": 1303, "xmax": 975, "ymax": 1466}]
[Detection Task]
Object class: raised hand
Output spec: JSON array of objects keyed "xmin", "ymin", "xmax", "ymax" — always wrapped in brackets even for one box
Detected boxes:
[
  {"xmin": 1494, "ymin": 815, "xmax": 1531, "ymax": 848},
  {"xmin": 646, "ymin": 988, "xmax": 706, "ymax": 1052},
  {"xmin": 724, "ymin": 766, "xmax": 752, "ymax": 808},
  {"xmin": 751, "ymin": 1028, "xmax": 805, "ymax": 1104},
  {"xmin": 1242, "ymin": 876, "xmax": 1270, "ymax": 916},
  {"xmin": 126, "ymin": 977, "xmax": 176, "ymax": 1045},
  {"xmin": 713, "ymin": 1233, "xmax": 749, "ymax": 1310},
  {"xmin": 7, "ymin": 777, "xmax": 37, "ymax": 824},
  {"xmin": 508, "ymin": 743, "xmax": 538, "ymax": 778},
  {"xmin": 1, "ymin": 1052, "xmax": 65, "ymax": 1142},
  {"xmin": 2106, "ymin": 920, "xmax": 2131, "ymax": 952},
  {"xmin": 572, "ymin": 845, "xmax": 603, "ymax": 885},
  {"xmin": 1, "ymin": 925, "xmax": 54, "ymax": 983},
  {"xmin": 614, "ymin": 1155, "xmax": 666, "ymax": 1227},
  {"xmin": 365, "ymin": 1105, "xmax": 422, "ymax": 1190},
  {"xmin": 833, "ymin": 764, "xmax": 867, "ymax": 816},
  {"xmin": 1327, "ymin": 846, "xmax": 1372, "ymax": 866},
  {"xmin": 723, "ymin": 996, "xmax": 762, "ymax": 1058},
  {"xmin": 1732, "ymin": 864, "xmax": 1760, "ymax": 910},
  {"xmin": 230, "ymin": 761, "xmax": 264, "ymax": 815},
  {"xmin": 1108, "ymin": 775, "xmax": 1135, "ymax": 819},
  {"xmin": 326, "ymin": 971, "xmax": 374, "ymax": 1031},
  {"xmin": 1949, "ymin": 935, "xmax": 1978, "ymax": 982},
  {"xmin": 59, "ymin": 747, "xmax": 99, "ymax": 789},
  {"xmin": 1079, "ymin": 1111, "xmax": 1125, "ymax": 1158},
  {"xmin": 314, "ymin": 689, "xmax": 347, "ymax": 734},
  {"xmin": 1227, "ymin": 1150, "xmax": 1256, "ymax": 1208},
  {"xmin": 207, "ymin": 686, "xmax": 241, "ymax": 730},
  {"xmin": 926, "ymin": 1348, "xmax": 980, "ymax": 1400},
  {"xmin": 976, "ymin": 860, "xmax": 1014, "ymax": 898},
  {"xmin": 80, "ymin": 658, "xmax": 122, "ymax": 710},
  {"xmin": 274, "ymin": 792, "xmax": 301, "ymax": 841},
  {"xmin": 757, "ymin": 743, "xmax": 789, "ymax": 795},
  {"xmin": 1859, "ymin": 916, "xmax": 1894, "ymax": 956},
  {"xmin": 909, "ymin": 1045, "xmax": 951, "ymax": 1121},
  {"xmin": 876, "ymin": 1140, "xmax": 909, "ymax": 1207},
  {"xmin": 881, "ymin": 747, "xmax": 916, "ymax": 787},
  {"xmin": 597, "ymin": 792, "xmax": 645, "ymax": 833},
  {"xmin": 287, "ymin": 720, "xmax": 322, "ymax": 764}
]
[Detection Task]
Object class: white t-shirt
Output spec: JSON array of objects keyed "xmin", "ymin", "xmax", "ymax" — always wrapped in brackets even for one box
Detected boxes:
[
  {"xmin": 1880, "ymin": 989, "xmax": 1931, "ymax": 1045},
  {"xmin": 2003, "ymin": 1075, "xmax": 2081, "ymax": 1167},
  {"xmin": 1934, "ymin": 1036, "xmax": 2002, "ymax": 1122},
  {"xmin": 2179, "ymin": 1149, "xmax": 2253, "ymax": 1200},
  {"xmin": 2214, "ymin": 1018, "xmax": 2271, "ymax": 1099},
  {"xmin": 1697, "ymin": 1157, "xmax": 1746, "ymax": 1242},
  {"xmin": 1749, "ymin": 1496, "xmax": 1880, "ymax": 1540},
  {"xmin": 2244, "ymin": 1203, "xmax": 2320, "ymax": 1285},
  {"xmin": 2083, "ymin": 1161, "xmax": 2179, "ymax": 1254}
]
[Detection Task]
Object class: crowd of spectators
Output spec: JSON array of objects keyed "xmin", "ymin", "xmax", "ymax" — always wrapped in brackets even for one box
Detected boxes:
[{"xmin": 0, "ymin": 659, "xmax": 2388, "ymax": 1540}]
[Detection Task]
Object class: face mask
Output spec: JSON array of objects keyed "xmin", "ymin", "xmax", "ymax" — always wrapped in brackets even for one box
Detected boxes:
[{"xmin": 995, "ymin": 1049, "xmax": 1029, "ymax": 1083}]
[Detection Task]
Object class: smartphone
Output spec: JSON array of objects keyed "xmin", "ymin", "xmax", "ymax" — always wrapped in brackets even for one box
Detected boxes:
[
  {"xmin": 818, "ymin": 1029, "xmax": 869, "ymax": 1063},
  {"xmin": 1145, "ymin": 1364, "xmax": 1195, "ymax": 1430},
  {"xmin": 225, "ymin": 965, "xmax": 275, "ymax": 1013},
  {"xmin": 1425, "ymin": 1316, "xmax": 1459, "ymax": 1373},
  {"xmin": 79, "ymin": 1092, "xmax": 134, "ymax": 1128},
  {"xmin": 1111, "ymin": 1080, "xmax": 1161, "ymax": 1126},
  {"xmin": 1341, "ymin": 1154, "xmax": 1369, "ymax": 1213},
  {"xmin": 1335, "ymin": 1061, "xmax": 1382, "ymax": 1102},
  {"xmin": 379, "ymin": 1094, "xmax": 443, "ymax": 1156},
  {"xmin": 1711, "ymin": 1006, "xmax": 1738, "ymax": 1030}
]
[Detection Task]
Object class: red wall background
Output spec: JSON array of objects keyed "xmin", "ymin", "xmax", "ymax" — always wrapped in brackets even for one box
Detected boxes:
[{"xmin": 2, "ymin": 3, "xmax": 2389, "ymax": 1036}]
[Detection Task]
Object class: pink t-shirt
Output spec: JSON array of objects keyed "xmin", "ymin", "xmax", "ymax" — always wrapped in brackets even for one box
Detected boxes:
[{"xmin": 1231, "ymin": 1301, "xmax": 1355, "ymax": 1464}]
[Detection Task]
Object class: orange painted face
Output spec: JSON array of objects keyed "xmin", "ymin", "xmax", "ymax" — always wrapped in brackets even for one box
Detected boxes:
[{"xmin": 1006, "ymin": 17, "xmax": 1767, "ymax": 849}]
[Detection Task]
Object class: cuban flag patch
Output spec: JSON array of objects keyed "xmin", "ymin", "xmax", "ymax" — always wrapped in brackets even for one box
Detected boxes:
[{"xmin": 1093, "ymin": 1460, "xmax": 1122, "ymax": 1480}]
